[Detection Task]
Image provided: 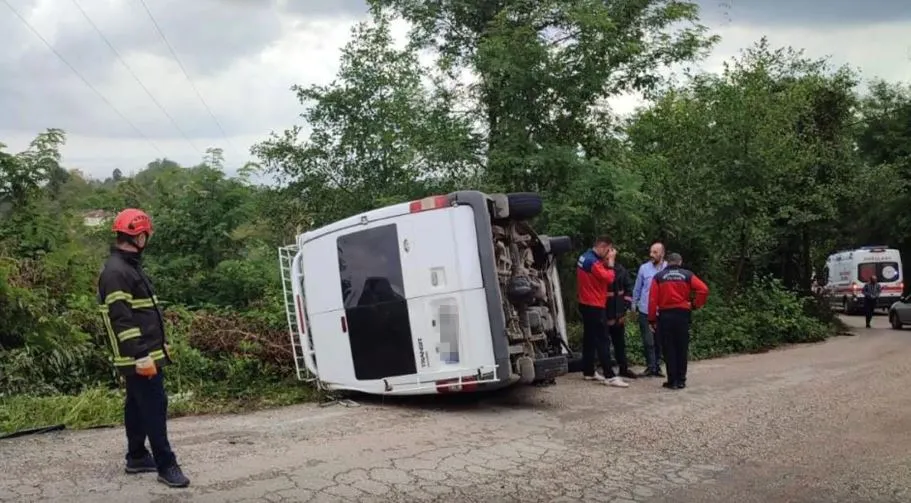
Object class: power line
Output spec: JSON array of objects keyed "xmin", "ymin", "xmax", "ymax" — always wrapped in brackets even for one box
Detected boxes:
[
  {"xmin": 1, "ymin": 0, "xmax": 164, "ymax": 158},
  {"xmin": 69, "ymin": 0, "xmax": 201, "ymax": 156},
  {"xmin": 135, "ymin": 0, "xmax": 240, "ymax": 159}
]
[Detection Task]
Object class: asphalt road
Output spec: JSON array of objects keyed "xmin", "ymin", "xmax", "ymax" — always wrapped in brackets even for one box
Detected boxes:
[{"xmin": 1, "ymin": 315, "xmax": 910, "ymax": 503}]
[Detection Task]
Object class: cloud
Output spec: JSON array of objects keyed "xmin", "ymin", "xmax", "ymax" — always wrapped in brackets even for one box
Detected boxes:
[
  {"xmin": 697, "ymin": 0, "xmax": 911, "ymax": 26},
  {"xmin": 1, "ymin": 0, "xmax": 910, "ymax": 182}
]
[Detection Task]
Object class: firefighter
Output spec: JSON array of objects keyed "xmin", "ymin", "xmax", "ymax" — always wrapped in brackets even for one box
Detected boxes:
[
  {"xmin": 577, "ymin": 235, "xmax": 629, "ymax": 388},
  {"xmin": 97, "ymin": 208, "xmax": 189, "ymax": 488},
  {"xmin": 647, "ymin": 253, "xmax": 709, "ymax": 390}
]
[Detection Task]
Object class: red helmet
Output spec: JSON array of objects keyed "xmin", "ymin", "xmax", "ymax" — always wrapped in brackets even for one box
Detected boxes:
[{"xmin": 112, "ymin": 208, "xmax": 154, "ymax": 236}]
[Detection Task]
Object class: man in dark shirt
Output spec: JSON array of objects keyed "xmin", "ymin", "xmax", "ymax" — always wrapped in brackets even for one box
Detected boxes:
[{"xmin": 605, "ymin": 259, "xmax": 638, "ymax": 380}]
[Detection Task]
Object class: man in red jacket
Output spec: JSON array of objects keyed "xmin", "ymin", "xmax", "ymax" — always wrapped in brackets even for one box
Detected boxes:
[
  {"xmin": 576, "ymin": 236, "xmax": 629, "ymax": 388},
  {"xmin": 647, "ymin": 253, "xmax": 709, "ymax": 390}
]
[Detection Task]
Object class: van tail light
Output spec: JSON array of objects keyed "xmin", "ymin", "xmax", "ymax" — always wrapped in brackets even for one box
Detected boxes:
[
  {"xmin": 340, "ymin": 316, "xmax": 347, "ymax": 333},
  {"xmin": 295, "ymin": 295, "xmax": 306, "ymax": 335},
  {"xmin": 409, "ymin": 195, "xmax": 449, "ymax": 213},
  {"xmin": 852, "ymin": 284, "xmax": 861, "ymax": 291},
  {"xmin": 436, "ymin": 376, "xmax": 478, "ymax": 393}
]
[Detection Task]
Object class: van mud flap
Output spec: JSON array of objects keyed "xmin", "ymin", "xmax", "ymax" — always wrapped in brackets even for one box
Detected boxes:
[{"xmin": 532, "ymin": 355, "xmax": 569, "ymax": 383}]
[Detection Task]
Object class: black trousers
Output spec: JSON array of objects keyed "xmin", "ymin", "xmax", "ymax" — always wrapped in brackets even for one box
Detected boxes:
[
  {"xmin": 124, "ymin": 371, "xmax": 177, "ymax": 471},
  {"xmin": 657, "ymin": 309, "xmax": 692, "ymax": 385},
  {"xmin": 864, "ymin": 297, "xmax": 876, "ymax": 326},
  {"xmin": 607, "ymin": 321, "xmax": 629, "ymax": 372},
  {"xmin": 579, "ymin": 305, "xmax": 615, "ymax": 378}
]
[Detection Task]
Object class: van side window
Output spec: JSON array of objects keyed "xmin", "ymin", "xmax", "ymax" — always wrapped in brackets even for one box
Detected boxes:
[{"xmin": 337, "ymin": 224, "xmax": 416, "ymax": 380}]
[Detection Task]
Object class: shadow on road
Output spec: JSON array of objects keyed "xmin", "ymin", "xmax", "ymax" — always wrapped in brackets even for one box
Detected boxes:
[{"xmin": 343, "ymin": 382, "xmax": 555, "ymax": 413}]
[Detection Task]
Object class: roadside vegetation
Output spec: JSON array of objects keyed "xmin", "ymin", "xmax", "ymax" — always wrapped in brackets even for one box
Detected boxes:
[{"xmin": 3, "ymin": 1, "xmax": 910, "ymax": 434}]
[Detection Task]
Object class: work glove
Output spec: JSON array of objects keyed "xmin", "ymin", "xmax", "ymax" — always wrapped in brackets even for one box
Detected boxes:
[{"xmin": 136, "ymin": 356, "xmax": 158, "ymax": 378}]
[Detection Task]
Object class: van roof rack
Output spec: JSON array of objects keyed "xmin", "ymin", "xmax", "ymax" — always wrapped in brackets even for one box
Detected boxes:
[{"xmin": 860, "ymin": 245, "xmax": 890, "ymax": 250}]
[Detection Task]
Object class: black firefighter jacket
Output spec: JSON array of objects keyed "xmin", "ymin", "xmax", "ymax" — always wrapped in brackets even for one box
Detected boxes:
[
  {"xmin": 97, "ymin": 247, "xmax": 171, "ymax": 376},
  {"xmin": 606, "ymin": 263, "xmax": 634, "ymax": 324}
]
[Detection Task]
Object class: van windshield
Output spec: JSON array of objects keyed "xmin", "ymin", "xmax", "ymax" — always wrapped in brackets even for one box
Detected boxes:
[{"xmin": 858, "ymin": 262, "xmax": 900, "ymax": 283}]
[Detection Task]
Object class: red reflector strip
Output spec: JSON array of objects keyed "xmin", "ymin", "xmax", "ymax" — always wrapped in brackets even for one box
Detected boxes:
[
  {"xmin": 435, "ymin": 376, "xmax": 478, "ymax": 393},
  {"xmin": 409, "ymin": 195, "xmax": 449, "ymax": 213},
  {"xmin": 340, "ymin": 316, "xmax": 347, "ymax": 333}
]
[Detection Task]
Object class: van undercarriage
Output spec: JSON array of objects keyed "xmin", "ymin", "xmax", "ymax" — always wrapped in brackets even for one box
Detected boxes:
[{"xmin": 492, "ymin": 219, "xmax": 570, "ymax": 384}]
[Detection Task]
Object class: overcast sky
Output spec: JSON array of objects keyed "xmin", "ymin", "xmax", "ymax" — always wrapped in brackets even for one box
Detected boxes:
[{"xmin": 1, "ymin": 0, "xmax": 909, "ymax": 181}]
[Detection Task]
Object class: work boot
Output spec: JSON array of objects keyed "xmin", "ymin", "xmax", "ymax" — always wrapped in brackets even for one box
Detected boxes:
[
  {"xmin": 125, "ymin": 454, "xmax": 156, "ymax": 474},
  {"xmin": 157, "ymin": 465, "xmax": 190, "ymax": 488}
]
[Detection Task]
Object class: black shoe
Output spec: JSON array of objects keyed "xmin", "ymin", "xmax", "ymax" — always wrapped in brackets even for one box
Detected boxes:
[
  {"xmin": 639, "ymin": 369, "xmax": 660, "ymax": 378},
  {"xmin": 619, "ymin": 369, "xmax": 638, "ymax": 379},
  {"xmin": 675, "ymin": 382, "xmax": 686, "ymax": 389},
  {"xmin": 125, "ymin": 454, "xmax": 156, "ymax": 474},
  {"xmin": 662, "ymin": 382, "xmax": 678, "ymax": 390},
  {"xmin": 157, "ymin": 465, "xmax": 190, "ymax": 488}
]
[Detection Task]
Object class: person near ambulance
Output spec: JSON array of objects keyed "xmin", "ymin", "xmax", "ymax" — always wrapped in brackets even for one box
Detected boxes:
[
  {"xmin": 577, "ymin": 236, "xmax": 629, "ymax": 388},
  {"xmin": 632, "ymin": 242, "xmax": 667, "ymax": 378},
  {"xmin": 97, "ymin": 209, "xmax": 190, "ymax": 488},
  {"xmin": 605, "ymin": 256, "xmax": 638, "ymax": 380},
  {"xmin": 862, "ymin": 275, "xmax": 881, "ymax": 328},
  {"xmin": 647, "ymin": 253, "xmax": 709, "ymax": 390}
]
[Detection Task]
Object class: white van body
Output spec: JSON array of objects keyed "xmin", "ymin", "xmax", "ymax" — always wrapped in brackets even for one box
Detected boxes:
[
  {"xmin": 823, "ymin": 246, "xmax": 904, "ymax": 313},
  {"xmin": 278, "ymin": 191, "xmax": 573, "ymax": 396}
]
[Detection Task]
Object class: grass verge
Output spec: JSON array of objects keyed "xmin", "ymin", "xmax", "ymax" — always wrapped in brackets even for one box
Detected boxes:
[{"xmin": 0, "ymin": 382, "xmax": 316, "ymax": 436}]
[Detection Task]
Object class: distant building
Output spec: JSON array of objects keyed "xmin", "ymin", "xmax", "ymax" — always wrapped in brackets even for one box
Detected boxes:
[{"xmin": 83, "ymin": 210, "xmax": 113, "ymax": 227}]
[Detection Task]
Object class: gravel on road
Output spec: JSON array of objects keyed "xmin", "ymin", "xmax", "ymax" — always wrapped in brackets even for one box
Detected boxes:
[{"xmin": 1, "ymin": 315, "xmax": 910, "ymax": 503}]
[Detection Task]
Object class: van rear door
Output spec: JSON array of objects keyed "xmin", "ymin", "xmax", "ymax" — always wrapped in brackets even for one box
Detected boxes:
[
  {"xmin": 302, "ymin": 221, "xmax": 417, "ymax": 385},
  {"xmin": 394, "ymin": 205, "xmax": 492, "ymax": 377}
]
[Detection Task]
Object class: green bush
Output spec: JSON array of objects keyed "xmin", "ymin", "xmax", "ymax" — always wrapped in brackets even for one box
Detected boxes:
[{"xmin": 567, "ymin": 275, "xmax": 834, "ymax": 365}]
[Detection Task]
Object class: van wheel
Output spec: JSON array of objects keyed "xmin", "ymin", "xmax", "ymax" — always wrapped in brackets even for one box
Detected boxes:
[
  {"xmin": 548, "ymin": 236, "xmax": 573, "ymax": 256},
  {"xmin": 506, "ymin": 192, "xmax": 543, "ymax": 220},
  {"xmin": 890, "ymin": 311, "xmax": 902, "ymax": 330}
]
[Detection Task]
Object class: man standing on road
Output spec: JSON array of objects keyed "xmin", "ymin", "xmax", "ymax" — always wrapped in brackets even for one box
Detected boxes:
[
  {"xmin": 648, "ymin": 253, "xmax": 710, "ymax": 390},
  {"xmin": 632, "ymin": 242, "xmax": 667, "ymax": 377},
  {"xmin": 97, "ymin": 209, "xmax": 190, "ymax": 488},
  {"xmin": 577, "ymin": 236, "xmax": 629, "ymax": 388},
  {"xmin": 862, "ymin": 275, "xmax": 881, "ymax": 328},
  {"xmin": 605, "ymin": 256, "xmax": 638, "ymax": 380}
]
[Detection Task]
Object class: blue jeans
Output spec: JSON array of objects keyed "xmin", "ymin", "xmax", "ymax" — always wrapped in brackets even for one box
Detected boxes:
[
  {"xmin": 124, "ymin": 371, "xmax": 177, "ymax": 471},
  {"xmin": 638, "ymin": 312, "xmax": 662, "ymax": 372}
]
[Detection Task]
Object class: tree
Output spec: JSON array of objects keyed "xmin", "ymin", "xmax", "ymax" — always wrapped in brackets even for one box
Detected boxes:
[
  {"xmin": 626, "ymin": 39, "xmax": 859, "ymax": 290},
  {"xmin": 252, "ymin": 13, "xmax": 482, "ymax": 232}
]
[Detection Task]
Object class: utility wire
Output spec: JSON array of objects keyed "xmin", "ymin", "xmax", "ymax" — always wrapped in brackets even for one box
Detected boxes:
[
  {"xmin": 70, "ymin": 0, "xmax": 201, "ymax": 156},
  {"xmin": 135, "ymin": 0, "xmax": 240, "ymax": 159},
  {"xmin": 1, "ymin": 0, "xmax": 164, "ymax": 158}
]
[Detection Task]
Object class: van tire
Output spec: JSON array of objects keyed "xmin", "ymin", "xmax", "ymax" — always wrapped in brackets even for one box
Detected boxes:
[
  {"xmin": 548, "ymin": 236, "xmax": 573, "ymax": 256},
  {"xmin": 506, "ymin": 192, "xmax": 543, "ymax": 220},
  {"xmin": 567, "ymin": 352, "xmax": 583, "ymax": 373}
]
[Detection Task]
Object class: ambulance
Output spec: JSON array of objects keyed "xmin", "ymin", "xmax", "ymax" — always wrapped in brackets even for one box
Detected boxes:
[
  {"xmin": 823, "ymin": 246, "xmax": 904, "ymax": 314},
  {"xmin": 278, "ymin": 191, "xmax": 574, "ymax": 396}
]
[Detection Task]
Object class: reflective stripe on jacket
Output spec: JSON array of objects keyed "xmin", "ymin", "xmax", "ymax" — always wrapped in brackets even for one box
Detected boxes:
[{"xmin": 97, "ymin": 247, "xmax": 170, "ymax": 375}]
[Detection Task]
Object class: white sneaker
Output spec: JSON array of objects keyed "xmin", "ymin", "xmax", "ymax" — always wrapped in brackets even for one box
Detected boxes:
[
  {"xmin": 605, "ymin": 376, "xmax": 629, "ymax": 388},
  {"xmin": 584, "ymin": 373, "xmax": 607, "ymax": 382}
]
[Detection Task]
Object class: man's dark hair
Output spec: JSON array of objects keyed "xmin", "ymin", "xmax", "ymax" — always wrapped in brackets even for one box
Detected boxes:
[
  {"xmin": 667, "ymin": 252, "xmax": 683, "ymax": 264},
  {"xmin": 594, "ymin": 235, "xmax": 613, "ymax": 246}
]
